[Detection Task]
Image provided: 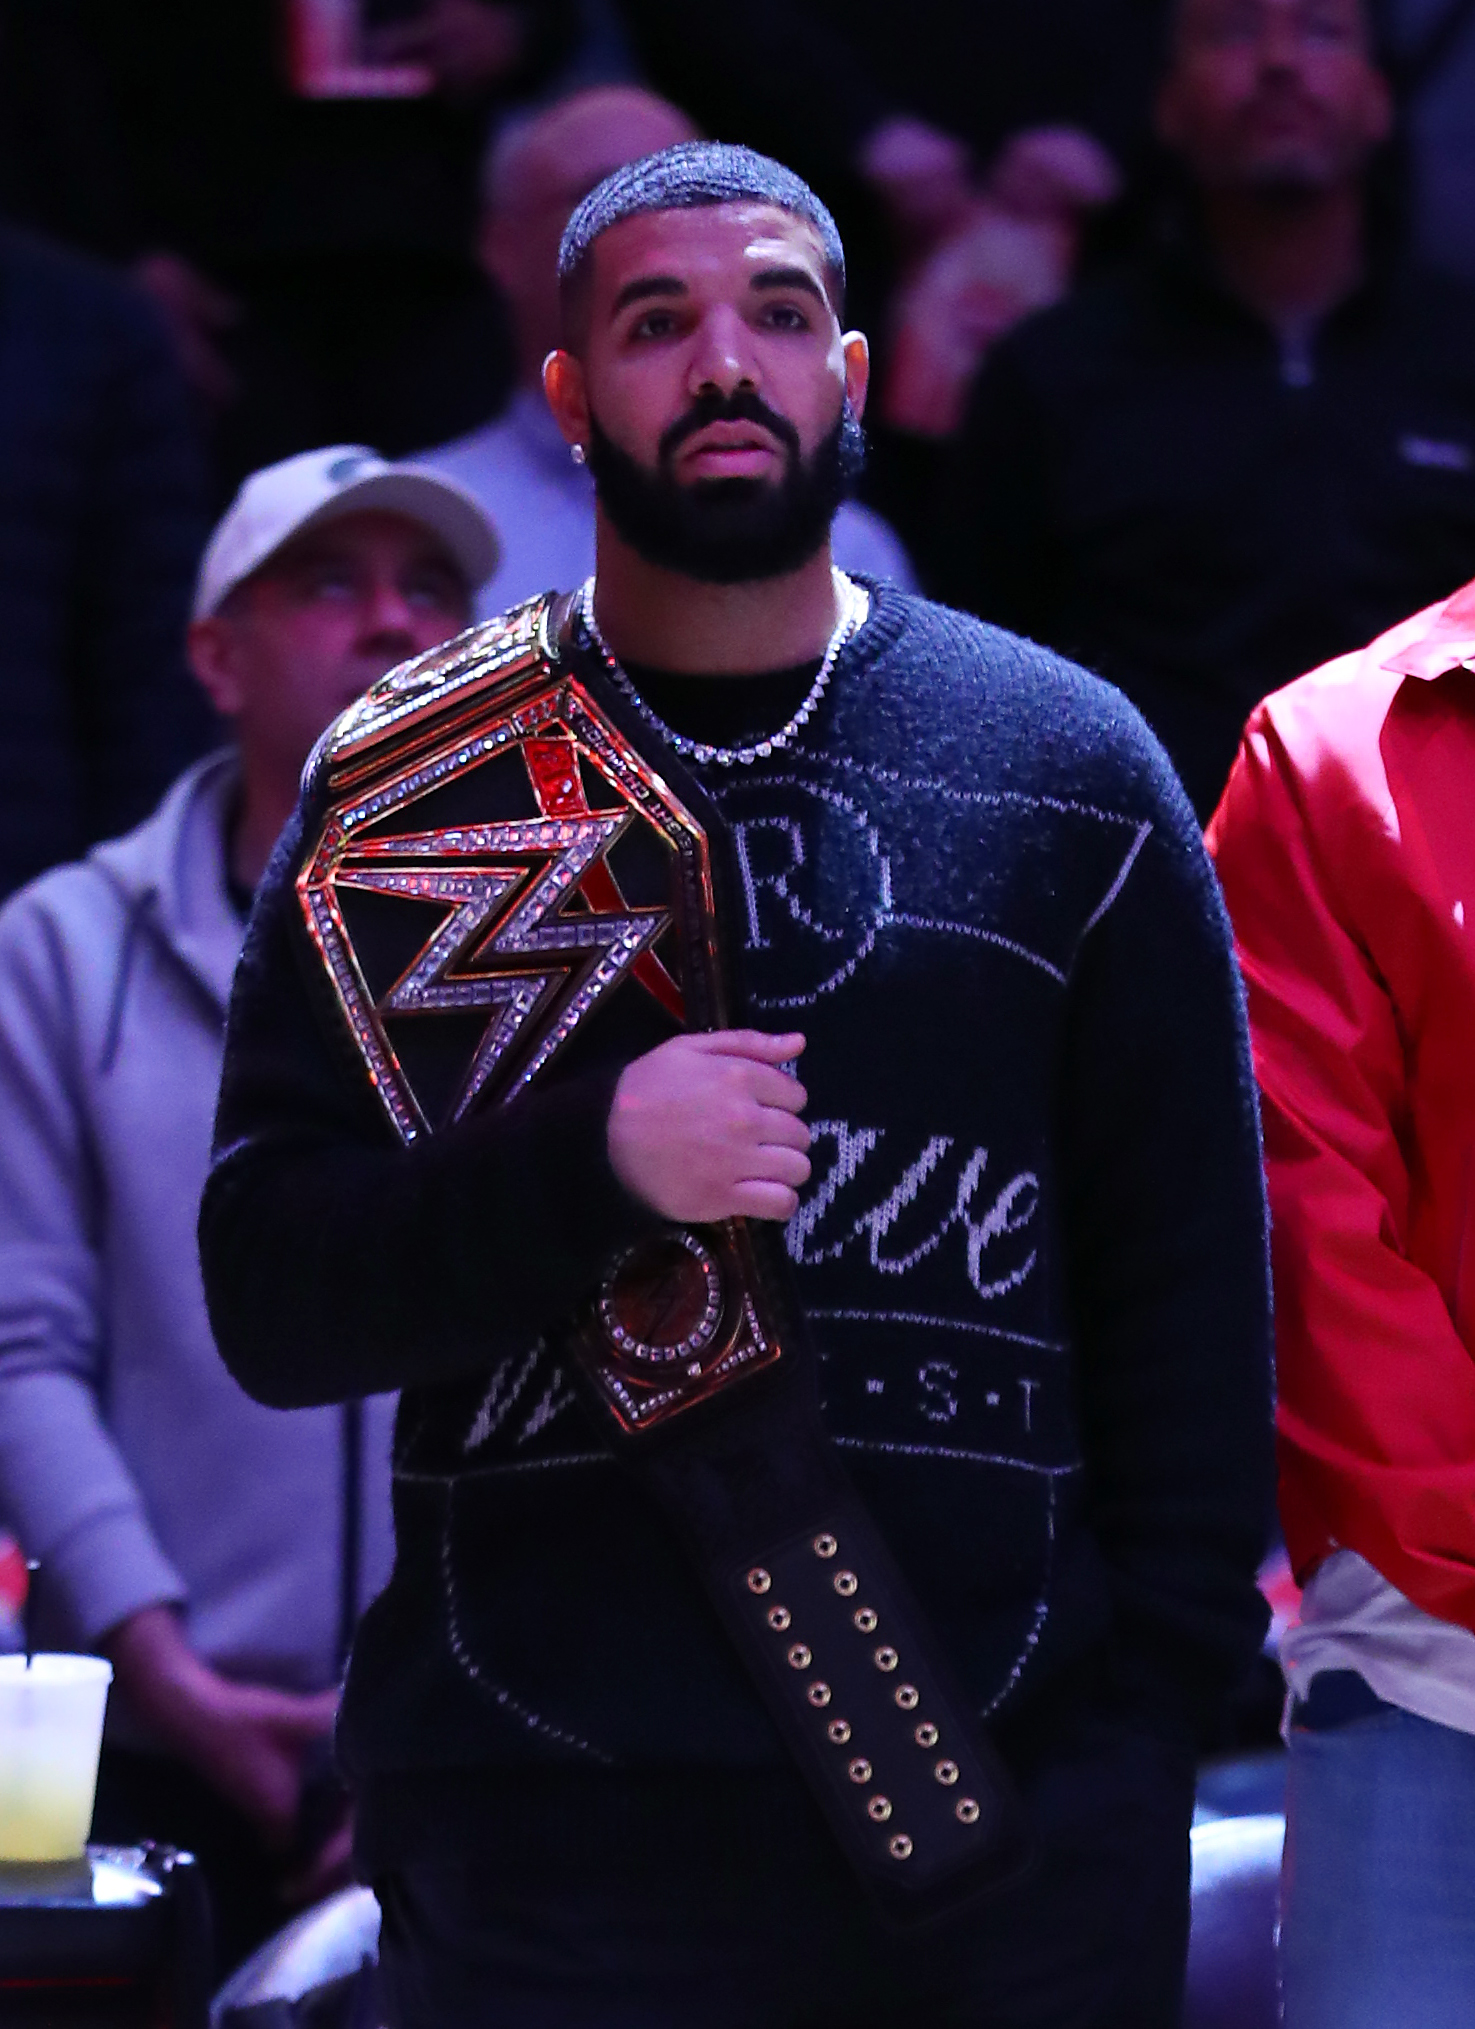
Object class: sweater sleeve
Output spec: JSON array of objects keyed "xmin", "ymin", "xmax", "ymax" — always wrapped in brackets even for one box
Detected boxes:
[
  {"xmin": 1057, "ymin": 753, "xmax": 1275, "ymax": 1732},
  {"xmin": 0, "ymin": 884, "xmax": 187, "ymax": 1642},
  {"xmin": 199, "ymin": 803, "xmax": 667, "ymax": 1411},
  {"xmin": 1209, "ymin": 712, "xmax": 1475, "ymax": 1631}
]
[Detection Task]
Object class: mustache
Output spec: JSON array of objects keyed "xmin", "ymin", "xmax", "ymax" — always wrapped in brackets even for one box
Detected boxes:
[{"xmin": 658, "ymin": 390, "xmax": 803, "ymax": 468}]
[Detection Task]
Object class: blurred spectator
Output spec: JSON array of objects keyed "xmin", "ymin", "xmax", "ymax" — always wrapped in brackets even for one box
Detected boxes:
[
  {"xmin": 618, "ymin": 1, "xmax": 1166, "ymax": 436},
  {"xmin": 936, "ymin": 0, "xmax": 1475, "ymax": 821},
  {"xmin": 421, "ymin": 86, "xmax": 919, "ymax": 608},
  {"xmin": 0, "ymin": 226, "xmax": 214, "ymax": 901},
  {"xmin": 879, "ymin": 127, "xmax": 1121, "ymax": 439},
  {"xmin": 0, "ymin": 1, "xmax": 580, "ymax": 487},
  {"xmin": 0, "ymin": 446, "xmax": 497, "ymax": 1974},
  {"xmin": 1209, "ymin": 575, "xmax": 1475, "ymax": 2024}
]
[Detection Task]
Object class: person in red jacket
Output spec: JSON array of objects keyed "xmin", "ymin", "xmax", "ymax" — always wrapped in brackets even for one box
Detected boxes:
[{"xmin": 1208, "ymin": 577, "xmax": 1475, "ymax": 2027}]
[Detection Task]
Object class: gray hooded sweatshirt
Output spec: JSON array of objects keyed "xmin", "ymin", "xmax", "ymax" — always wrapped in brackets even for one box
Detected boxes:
[{"xmin": 0, "ymin": 753, "xmax": 395, "ymax": 1732}]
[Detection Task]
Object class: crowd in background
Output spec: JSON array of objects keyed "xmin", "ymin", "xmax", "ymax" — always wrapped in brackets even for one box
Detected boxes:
[
  {"xmin": 1, "ymin": 0, "xmax": 1475, "ymax": 894},
  {"xmin": 1, "ymin": 0, "xmax": 1475, "ymax": 1998}
]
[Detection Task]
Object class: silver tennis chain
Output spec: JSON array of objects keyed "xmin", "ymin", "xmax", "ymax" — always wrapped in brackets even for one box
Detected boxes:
[{"xmin": 576, "ymin": 569, "xmax": 869, "ymax": 768}]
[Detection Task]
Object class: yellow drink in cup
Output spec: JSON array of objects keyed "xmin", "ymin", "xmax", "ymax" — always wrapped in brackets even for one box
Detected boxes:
[{"xmin": 0, "ymin": 1654, "xmax": 112, "ymax": 1861}]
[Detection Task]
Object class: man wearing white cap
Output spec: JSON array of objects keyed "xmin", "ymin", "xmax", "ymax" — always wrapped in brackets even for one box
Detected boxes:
[{"xmin": 0, "ymin": 445, "xmax": 496, "ymax": 1975}]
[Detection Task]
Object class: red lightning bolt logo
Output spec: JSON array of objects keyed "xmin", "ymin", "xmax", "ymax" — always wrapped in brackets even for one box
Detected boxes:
[{"xmin": 333, "ymin": 736, "xmax": 683, "ymax": 1124}]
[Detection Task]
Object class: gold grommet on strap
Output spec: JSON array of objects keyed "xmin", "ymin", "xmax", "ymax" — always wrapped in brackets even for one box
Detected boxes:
[
  {"xmin": 867, "ymin": 1795, "xmax": 893, "ymax": 1822},
  {"xmin": 874, "ymin": 1646, "xmax": 899, "ymax": 1672},
  {"xmin": 807, "ymin": 1680, "xmax": 832, "ymax": 1708},
  {"xmin": 847, "ymin": 1758, "xmax": 872, "ymax": 1785},
  {"xmin": 747, "ymin": 1568, "xmax": 771, "ymax": 1594},
  {"xmin": 914, "ymin": 1722, "xmax": 939, "ymax": 1748},
  {"xmin": 767, "ymin": 1605, "xmax": 791, "ymax": 1631},
  {"xmin": 833, "ymin": 1570, "xmax": 859, "ymax": 1597},
  {"xmin": 813, "ymin": 1534, "xmax": 838, "ymax": 1559},
  {"xmin": 894, "ymin": 1683, "xmax": 920, "ymax": 1711},
  {"xmin": 889, "ymin": 1833, "xmax": 914, "ymax": 1860},
  {"xmin": 853, "ymin": 1607, "xmax": 879, "ymax": 1634},
  {"xmin": 787, "ymin": 1644, "xmax": 812, "ymax": 1670},
  {"xmin": 828, "ymin": 1718, "xmax": 852, "ymax": 1745},
  {"xmin": 934, "ymin": 1759, "xmax": 959, "ymax": 1786},
  {"xmin": 956, "ymin": 1798, "xmax": 981, "ymax": 1824}
]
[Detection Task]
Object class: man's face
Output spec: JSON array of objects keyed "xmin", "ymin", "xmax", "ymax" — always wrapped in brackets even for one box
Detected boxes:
[
  {"xmin": 1157, "ymin": 0, "xmax": 1391, "ymax": 194},
  {"xmin": 190, "ymin": 509, "xmax": 471, "ymax": 781},
  {"xmin": 544, "ymin": 202, "xmax": 870, "ymax": 583}
]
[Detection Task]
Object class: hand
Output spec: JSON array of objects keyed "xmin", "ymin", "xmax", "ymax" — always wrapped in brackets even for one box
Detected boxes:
[
  {"xmin": 281, "ymin": 1812, "xmax": 356, "ymax": 1909},
  {"xmin": 368, "ymin": 0, "xmax": 525, "ymax": 96},
  {"xmin": 857, "ymin": 115, "xmax": 977, "ymax": 254},
  {"xmin": 131, "ymin": 252, "xmax": 240, "ymax": 407},
  {"xmin": 984, "ymin": 126, "xmax": 1121, "ymax": 221},
  {"xmin": 104, "ymin": 1606, "xmax": 338, "ymax": 1848},
  {"xmin": 880, "ymin": 205, "xmax": 1069, "ymax": 437},
  {"xmin": 608, "ymin": 1030, "xmax": 811, "ymax": 1224}
]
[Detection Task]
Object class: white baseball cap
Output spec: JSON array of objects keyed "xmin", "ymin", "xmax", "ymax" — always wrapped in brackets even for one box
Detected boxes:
[{"xmin": 192, "ymin": 444, "xmax": 501, "ymax": 620}]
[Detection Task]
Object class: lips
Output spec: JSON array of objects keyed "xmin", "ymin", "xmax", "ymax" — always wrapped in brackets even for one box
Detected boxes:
[{"xmin": 677, "ymin": 422, "xmax": 783, "ymax": 478}]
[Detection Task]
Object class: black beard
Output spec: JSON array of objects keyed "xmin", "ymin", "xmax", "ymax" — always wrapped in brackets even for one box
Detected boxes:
[{"xmin": 586, "ymin": 390, "xmax": 867, "ymax": 586}]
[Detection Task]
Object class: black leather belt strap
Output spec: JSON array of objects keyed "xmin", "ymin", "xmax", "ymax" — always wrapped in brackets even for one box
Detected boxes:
[{"xmin": 618, "ymin": 1347, "xmax": 1035, "ymax": 1924}]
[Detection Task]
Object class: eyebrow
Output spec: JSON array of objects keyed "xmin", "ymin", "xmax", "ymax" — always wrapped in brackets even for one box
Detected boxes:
[
  {"xmin": 610, "ymin": 274, "xmax": 687, "ymax": 316},
  {"xmin": 750, "ymin": 265, "xmax": 828, "ymax": 306}
]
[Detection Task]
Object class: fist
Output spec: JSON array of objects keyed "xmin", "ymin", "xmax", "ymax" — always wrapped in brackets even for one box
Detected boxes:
[{"xmin": 608, "ymin": 1030, "xmax": 811, "ymax": 1224}]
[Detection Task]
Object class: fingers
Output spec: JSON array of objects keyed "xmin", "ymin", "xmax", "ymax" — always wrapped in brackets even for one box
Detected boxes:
[
  {"xmin": 729, "ymin": 1179, "xmax": 804, "ymax": 1221},
  {"xmin": 746, "ymin": 1144, "xmax": 812, "ymax": 1190},
  {"xmin": 750, "ymin": 1107, "xmax": 810, "ymax": 1153},
  {"xmin": 695, "ymin": 1029, "xmax": 806, "ymax": 1064},
  {"xmin": 745, "ymin": 1063, "xmax": 809, "ymax": 1115}
]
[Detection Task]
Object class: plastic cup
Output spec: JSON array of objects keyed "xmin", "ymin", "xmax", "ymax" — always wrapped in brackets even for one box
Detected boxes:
[{"xmin": 0, "ymin": 1654, "xmax": 113, "ymax": 1861}]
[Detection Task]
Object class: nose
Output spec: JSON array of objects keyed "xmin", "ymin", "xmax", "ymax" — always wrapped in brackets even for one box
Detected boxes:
[
  {"xmin": 687, "ymin": 304, "xmax": 760, "ymax": 401},
  {"xmin": 355, "ymin": 577, "xmax": 419, "ymax": 650},
  {"xmin": 1258, "ymin": 5, "xmax": 1309, "ymax": 73}
]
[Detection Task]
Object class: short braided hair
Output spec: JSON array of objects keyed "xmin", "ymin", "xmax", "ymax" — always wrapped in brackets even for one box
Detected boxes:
[{"xmin": 557, "ymin": 141, "xmax": 846, "ymax": 348}]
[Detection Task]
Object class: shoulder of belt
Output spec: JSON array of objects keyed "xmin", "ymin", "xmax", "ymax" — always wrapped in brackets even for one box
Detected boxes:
[{"xmin": 300, "ymin": 590, "xmax": 580, "ymax": 798}]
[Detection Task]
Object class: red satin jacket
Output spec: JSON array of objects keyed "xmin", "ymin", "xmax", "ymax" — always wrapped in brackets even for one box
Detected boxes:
[{"xmin": 1208, "ymin": 581, "xmax": 1475, "ymax": 1632}]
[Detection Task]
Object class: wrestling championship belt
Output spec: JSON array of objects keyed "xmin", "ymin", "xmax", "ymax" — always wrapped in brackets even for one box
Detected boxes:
[{"xmin": 297, "ymin": 593, "xmax": 1031, "ymax": 1920}]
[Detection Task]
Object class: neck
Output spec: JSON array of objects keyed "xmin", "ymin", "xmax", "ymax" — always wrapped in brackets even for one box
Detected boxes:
[
  {"xmin": 229, "ymin": 759, "xmax": 299, "ymax": 893},
  {"xmin": 589, "ymin": 517, "xmax": 841, "ymax": 674},
  {"xmin": 1202, "ymin": 181, "xmax": 1365, "ymax": 333}
]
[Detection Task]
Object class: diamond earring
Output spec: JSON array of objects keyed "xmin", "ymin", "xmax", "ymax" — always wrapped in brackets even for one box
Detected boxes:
[{"xmin": 570, "ymin": 443, "xmax": 587, "ymax": 466}]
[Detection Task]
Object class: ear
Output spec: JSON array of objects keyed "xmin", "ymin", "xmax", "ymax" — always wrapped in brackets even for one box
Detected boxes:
[
  {"xmin": 542, "ymin": 348, "xmax": 591, "ymax": 450},
  {"xmin": 187, "ymin": 615, "xmax": 247, "ymax": 720},
  {"xmin": 842, "ymin": 331, "xmax": 871, "ymax": 423}
]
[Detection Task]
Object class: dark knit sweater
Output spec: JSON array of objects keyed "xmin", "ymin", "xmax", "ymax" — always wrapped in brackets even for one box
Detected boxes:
[{"xmin": 201, "ymin": 584, "xmax": 1273, "ymax": 1804}]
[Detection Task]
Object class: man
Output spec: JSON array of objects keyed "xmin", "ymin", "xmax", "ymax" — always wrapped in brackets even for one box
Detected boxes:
[
  {"xmin": 936, "ymin": 0, "xmax": 1475, "ymax": 821},
  {"xmin": 422, "ymin": 85, "xmax": 919, "ymax": 612},
  {"xmin": 0, "ymin": 446, "xmax": 497, "ymax": 1973},
  {"xmin": 1209, "ymin": 584, "xmax": 1475, "ymax": 2025},
  {"xmin": 201, "ymin": 145, "xmax": 1272, "ymax": 2025},
  {"xmin": 0, "ymin": 223, "xmax": 215, "ymax": 901}
]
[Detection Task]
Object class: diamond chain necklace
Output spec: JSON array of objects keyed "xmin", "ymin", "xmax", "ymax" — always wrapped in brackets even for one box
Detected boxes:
[{"xmin": 575, "ymin": 568, "xmax": 869, "ymax": 768}]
